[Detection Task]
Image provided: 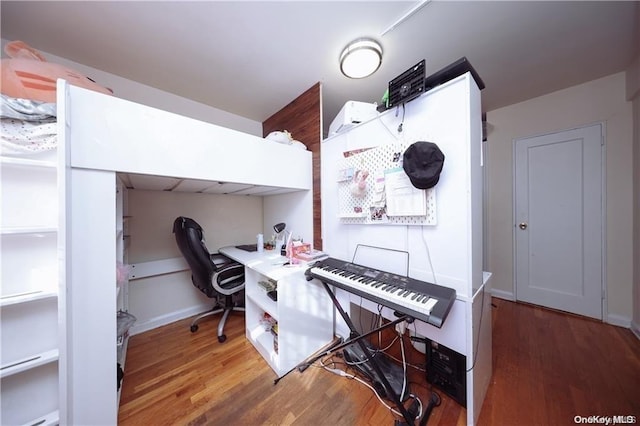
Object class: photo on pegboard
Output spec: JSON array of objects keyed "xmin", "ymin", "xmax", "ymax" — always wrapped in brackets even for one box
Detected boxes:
[{"xmin": 337, "ymin": 142, "xmax": 437, "ymax": 225}]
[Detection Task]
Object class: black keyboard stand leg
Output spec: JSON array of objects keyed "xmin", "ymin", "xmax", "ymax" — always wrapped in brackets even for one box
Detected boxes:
[
  {"xmin": 320, "ymin": 282, "xmax": 417, "ymax": 426},
  {"xmin": 291, "ymin": 314, "xmax": 409, "ymax": 376}
]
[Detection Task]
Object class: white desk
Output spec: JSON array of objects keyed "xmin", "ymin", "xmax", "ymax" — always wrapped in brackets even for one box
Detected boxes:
[
  {"xmin": 220, "ymin": 246, "xmax": 301, "ymax": 280},
  {"xmin": 220, "ymin": 246, "xmax": 334, "ymax": 377}
]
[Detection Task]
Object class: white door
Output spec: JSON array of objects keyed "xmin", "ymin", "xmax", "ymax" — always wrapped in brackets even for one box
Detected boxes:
[{"xmin": 514, "ymin": 124, "xmax": 603, "ymax": 319}]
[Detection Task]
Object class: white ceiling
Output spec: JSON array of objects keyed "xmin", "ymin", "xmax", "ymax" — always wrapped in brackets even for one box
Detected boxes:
[{"xmin": 1, "ymin": 1, "xmax": 638, "ymax": 136}]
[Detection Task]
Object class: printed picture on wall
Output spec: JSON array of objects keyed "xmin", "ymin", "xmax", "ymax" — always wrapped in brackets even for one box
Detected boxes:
[{"xmin": 369, "ymin": 206, "xmax": 388, "ymax": 222}]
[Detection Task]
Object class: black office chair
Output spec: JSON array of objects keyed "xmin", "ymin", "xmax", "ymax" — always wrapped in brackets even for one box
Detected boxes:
[{"xmin": 173, "ymin": 216, "xmax": 245, "ymax": 343}]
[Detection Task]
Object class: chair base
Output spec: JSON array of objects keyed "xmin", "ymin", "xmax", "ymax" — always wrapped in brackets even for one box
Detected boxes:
[{"xmin": 190, "ymin": 302, "xmax": 245, "ymax": 343}]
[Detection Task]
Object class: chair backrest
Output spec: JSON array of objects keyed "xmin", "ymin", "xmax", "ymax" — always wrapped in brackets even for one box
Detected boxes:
[{"xmin": 173, "ymin": 216, "xmax": 217, "ymax": 297}]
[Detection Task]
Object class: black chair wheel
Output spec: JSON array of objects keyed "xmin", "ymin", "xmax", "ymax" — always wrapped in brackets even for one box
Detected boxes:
[
  {"xmin": 431, "ymin": 392, "xmax": 441, "ymax": 406},
  {"xmin": 190, "ymin": 324, "xmax": 199, "ymax": 333},
  {"xmin": 218, "ymin": 334, "xmax": 227, "ymax": 343}
]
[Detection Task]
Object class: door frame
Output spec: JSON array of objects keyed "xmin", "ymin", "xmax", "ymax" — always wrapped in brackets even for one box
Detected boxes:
[{"xmin": 511, "ymin": 121, "xmax": 607, "ymax": 320}]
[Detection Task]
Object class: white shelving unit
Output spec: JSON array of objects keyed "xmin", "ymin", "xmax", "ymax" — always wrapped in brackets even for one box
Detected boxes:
[
  {"xmin": 321, "ymin": 74, "xmax": 492, "ymax": 425},
  {"xmin": 115, "ymin": 178, "xmax": 131, "ymax": 402},
  {"xmin": 221, "ymin": 247, "xmax": 334, "ymax": 377},
  {"xmin": 245, "ymin": 269, "xmax": 282, "ymax": 371},
  {"xmin": 1, "ymin": 150, "xmax": 60, "ymax": 425}
]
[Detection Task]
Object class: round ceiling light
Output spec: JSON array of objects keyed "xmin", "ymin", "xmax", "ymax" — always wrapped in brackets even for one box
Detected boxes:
[{"xmin": 339, "ymin": 38, "xmax": 383, "ymax": 79}]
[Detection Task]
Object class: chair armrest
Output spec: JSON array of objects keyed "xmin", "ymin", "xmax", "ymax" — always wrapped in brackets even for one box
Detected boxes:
[
  {"xmin": 212, "ymin": 261, "xmax": 245, "ymax": 296},
  {"xmin": 210, "ymin": 252, "xmax": 234, "ymax": 268}
]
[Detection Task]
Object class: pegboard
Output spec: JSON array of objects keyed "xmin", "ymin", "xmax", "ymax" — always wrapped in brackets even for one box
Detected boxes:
[{"xmin": 336, "ymin": 142, "xmax": 436, "ymax": 225}]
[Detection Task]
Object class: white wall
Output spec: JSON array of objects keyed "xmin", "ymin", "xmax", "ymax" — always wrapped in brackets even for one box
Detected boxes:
[
  {"xmin": 263, "ymin": 191, "xmax": 314, "ymax": 247},
  {"xmin": 628, "ymin": 55, "xmax": 640, "ymax": 338},
  {"xmin": 633, "ymin": 94, "xmax": 640, "ymax": 337},
  {"xmin": 127, "ymin": 190, "xmax": 263, "ymax": 333},
  {"xmin": 486, "ymin": 72, "xmax": 634, "ymax": 325}
]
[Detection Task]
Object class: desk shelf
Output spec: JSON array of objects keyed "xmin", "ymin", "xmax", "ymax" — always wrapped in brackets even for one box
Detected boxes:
[
  {"xmin": 245, "ymin": 267, "xmax": 281, "ymax": 373},
  {"xmin": 247, "ymin": 321, "xmax": 279, "ymax": 371},
  {"xmin": 221, "ymin": 247, "xmax": 334, "ymax": 378},
  {"xmin": 245, "ymin": 286, "xmax": 278, "ymax": 320}
]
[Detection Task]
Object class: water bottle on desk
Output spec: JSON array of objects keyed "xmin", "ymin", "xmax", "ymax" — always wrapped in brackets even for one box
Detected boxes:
[{"xmin": 257, "ymin": 233, "xmax": 264, "ymax": 253}]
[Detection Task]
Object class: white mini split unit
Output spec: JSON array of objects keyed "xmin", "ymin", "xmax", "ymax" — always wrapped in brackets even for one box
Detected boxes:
[{"xmin": 329, "ymin": 101, "xmax": 378, "ymax": 136}]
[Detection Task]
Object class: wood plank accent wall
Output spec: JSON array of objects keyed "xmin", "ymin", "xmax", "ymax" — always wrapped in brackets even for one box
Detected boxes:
[{"xmin": 263, "ymin": 83, "xmax": 322, "ymax": 249}]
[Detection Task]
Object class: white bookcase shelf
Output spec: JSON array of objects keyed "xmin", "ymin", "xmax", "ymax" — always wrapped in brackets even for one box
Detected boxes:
[
  {"xmin": 1, "ymin": 149, "xmax": 60, "ymax": 425},
  {"xmin": 21, "ymin": 410, "xmax": 59, "ymax": 426},
  {"xmin": 1, "ymin": 349, "xmax": 59, "ymax": 379},
  {"xmin": 0, "ymin": 155, "xmax": 56, "ymax": 169},
  {"xmin": 1, "ymin": 290, "xmax": 57, "ymax": 308},
  {"xmin": 1, "ymin": 227, "xmax": 57, "ymax": 235}
]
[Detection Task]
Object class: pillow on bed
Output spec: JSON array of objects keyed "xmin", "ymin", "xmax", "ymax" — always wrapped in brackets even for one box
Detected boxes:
[
  {"xmin": 1, "ymin": 40, "xmax": 112, "ymax": 104},
  {"xmin": 266, "ymin": 130, "xmax": 293, "ymax": 144},
  {"xmin": 265, "ymin": 130, "xmax": 307, "ymax": 150}
]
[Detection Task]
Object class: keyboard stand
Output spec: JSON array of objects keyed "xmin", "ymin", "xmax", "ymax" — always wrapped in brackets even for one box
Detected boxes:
[{"xmin": 314, "ymin": 281, "xmax": 419, "ymax": 425}]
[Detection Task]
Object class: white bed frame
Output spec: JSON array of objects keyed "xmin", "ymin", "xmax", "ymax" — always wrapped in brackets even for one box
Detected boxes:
[{"xmin": 56, "ymin": 80, "xmax": 313, "ymax": 424}]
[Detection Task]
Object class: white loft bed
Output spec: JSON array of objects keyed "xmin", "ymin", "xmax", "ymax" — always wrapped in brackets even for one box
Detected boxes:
[
  {"xmin": 58, "ymin": 82, "xmax": 312, "ymax": 193},
  {"xmin": 55, "ymin": 80, "xmax": 313, "ymax": 425}
]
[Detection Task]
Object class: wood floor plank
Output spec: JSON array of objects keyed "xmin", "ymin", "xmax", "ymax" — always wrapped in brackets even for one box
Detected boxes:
[
  {"xmin": 119, "ymin": 299, "xmax": 640, "ymax": 425},
  {"xmin": 478, "ymin": 300, "xmax": 640, "ymax": 425}
]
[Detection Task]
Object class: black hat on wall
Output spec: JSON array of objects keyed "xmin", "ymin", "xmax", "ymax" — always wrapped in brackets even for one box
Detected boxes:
[{"xmin": 402, "ymin": 141, "xmax": 445, "ymax": 189}]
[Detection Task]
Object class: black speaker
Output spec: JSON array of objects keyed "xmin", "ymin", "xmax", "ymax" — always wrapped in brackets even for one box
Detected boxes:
[
  {"xmin": 425, "ymin": 339, "xmax": 466, "ymax": 407},
  {"xmin": 387, "ymin": 59, "xmax": 426, "ymax": 109},
  {"xmin": 424, "ymin": 56, "xmax": 485, "ymax": 92}
]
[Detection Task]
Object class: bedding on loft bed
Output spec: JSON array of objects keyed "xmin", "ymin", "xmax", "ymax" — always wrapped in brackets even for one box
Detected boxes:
[
  {"xmin": 1, "ymin": 94, "xmax": 57, "ymax": 155},
  {"xmin": 0, "ymin": 90, "xmax": 308, "ymax": 157}
]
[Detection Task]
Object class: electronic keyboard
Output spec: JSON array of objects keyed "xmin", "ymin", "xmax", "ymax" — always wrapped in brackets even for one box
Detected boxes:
[{"xmin": 306, "ymin": 257, "xmax": 456, "ymax": 328}]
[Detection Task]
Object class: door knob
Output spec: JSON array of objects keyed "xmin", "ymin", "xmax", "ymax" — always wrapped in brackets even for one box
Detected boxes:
[{"xmin": 519, "ymin": 222, "xmax": 528, "ymax": 230}]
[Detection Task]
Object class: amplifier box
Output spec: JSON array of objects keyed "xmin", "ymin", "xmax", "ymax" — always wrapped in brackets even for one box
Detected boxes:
[
  {"xmin": 387, "ymin": 59, "xmax": 426, "ymax": 109},
  {"xmin": 425, "ymin": 338, "xmax": 466, "ymax": 407}
]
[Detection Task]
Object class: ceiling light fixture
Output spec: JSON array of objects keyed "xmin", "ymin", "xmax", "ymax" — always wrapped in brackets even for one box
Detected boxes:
[{"xmin": 339, "ymin": 38, "xmax": 383, "ymax": 79}]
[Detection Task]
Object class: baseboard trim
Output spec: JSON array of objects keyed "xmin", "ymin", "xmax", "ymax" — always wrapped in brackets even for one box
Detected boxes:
[
  {"xmin": 606, "ymin": 313, "xmax": 631, "ymax": 328},
  {"xmin": 630, "ymin": 321, "xmax": 640, "ymax": 340},
  {"xmin": 489, "ymin": 291, "xmax": 635, "ymax": 331},
  {"xmin": 490, "ymin": 288, "xmax": 515, "ymax": 301},
  {"xmin": 129, "ymin": 303, "xmax": 211, "ymax": 336}
]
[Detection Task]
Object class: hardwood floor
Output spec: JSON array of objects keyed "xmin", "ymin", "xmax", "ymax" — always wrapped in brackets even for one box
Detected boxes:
[
  {"xmin": 478, "ymin": 300, "xmax": 640, "ymax": 425},
  {"xmin": 119, "ymin": 299, "xmax": 640, "ymax": 425}
]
